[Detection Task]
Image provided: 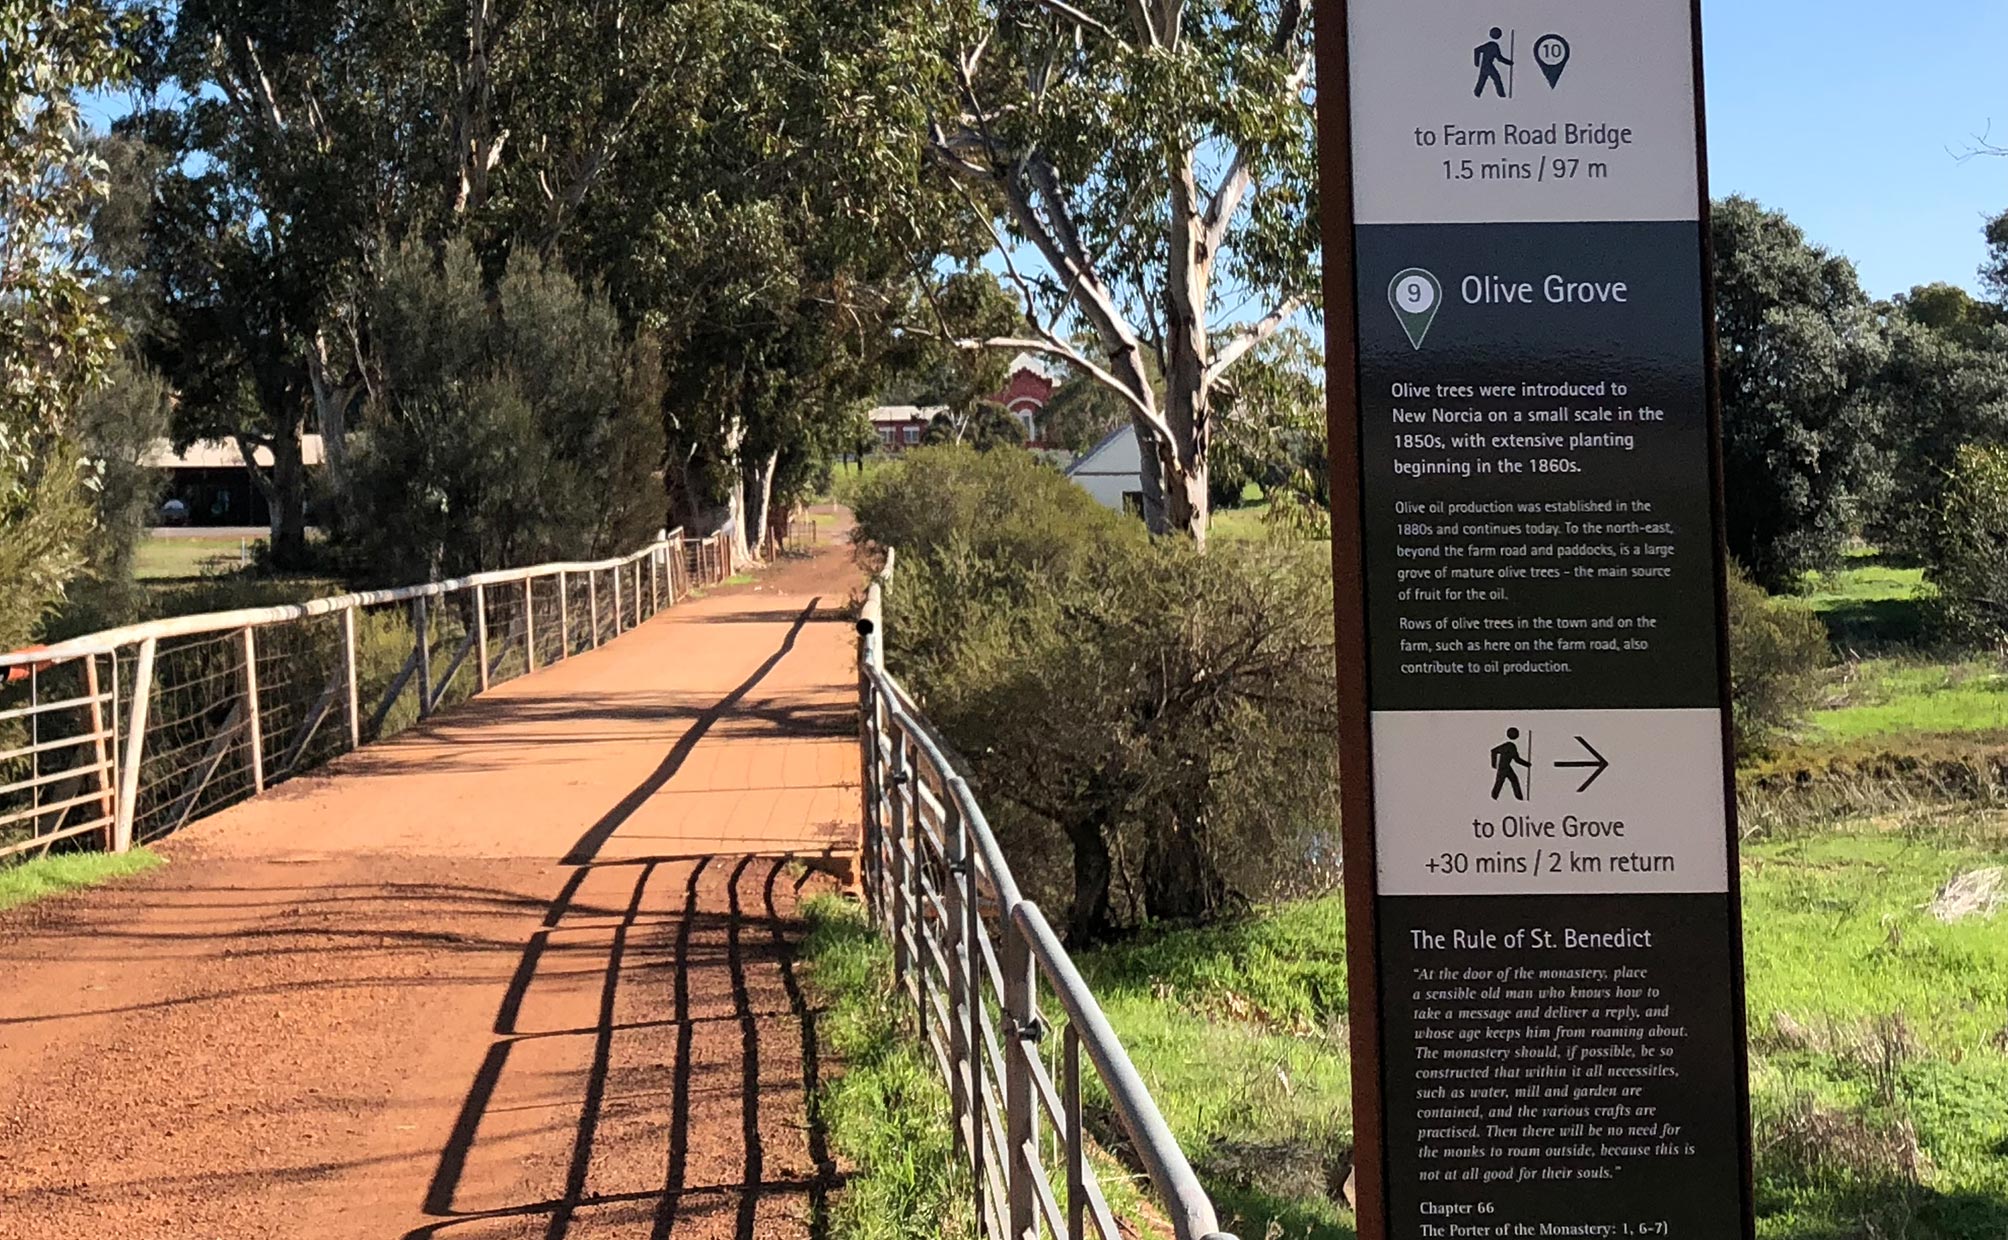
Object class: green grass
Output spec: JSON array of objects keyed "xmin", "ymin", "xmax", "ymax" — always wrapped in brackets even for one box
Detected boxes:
[
  {"xmin": 1742, "ymin": 816, "xmax": 2008, "ymax": 1238},
  {"xmin": 0, "ymin": 848, "xmax": 163, "ymax": 911},
  {"xmin": 1077, "ymin": 901, "xmax": 1357, "ymax": 1239},
  {"xmin": 1019, "ymin": 822, "xmax": 2008, "ymax": 1240},
  {"xmin": 1778, "ymin": 554, "xmax": 2008, "ymax": 751},
  {"xmin": 799, "ymin": 894, "xmax": 974, "ymax": 1240},
  {"xmin": 1809, "ymin": 656, "xmax": 2008, "ymax": 744},
  {"xmin": 135, "ymin": 534, "xmax": 262, "ymax": 579},
  {"xmin": 1793, "ymin": 554, "xmax": 1932, "ymax": 650},
  {"xmin": 1208, "ymin": 503, "xmax": 1275, "ymax": 543}
]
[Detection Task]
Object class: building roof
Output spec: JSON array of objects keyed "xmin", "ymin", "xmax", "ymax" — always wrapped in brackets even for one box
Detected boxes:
[
  {"xmin": 143, "ymin": 435, "xmax": 327, "ymax": 470},
  {"xmin": 1065, "ymin": 424, "xmax": 1143, "ymax": 477},
  {"xmin": 1007, "ymin": 352, "xmax": 1064, "ymax": 382},
  {"xmin": 868, "ymin": 404, "xmax": 947, "ymax": 425}
]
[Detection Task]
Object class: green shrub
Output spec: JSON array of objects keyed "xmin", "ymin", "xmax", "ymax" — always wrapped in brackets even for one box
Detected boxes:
[
  {"xmin": 340, "ymin": 241, "xmax": 666, "ymax": 584},
  {"xmin": 1728, "ymin": 563, "xmax": 1831, "ymax": 757},
  {"xmin": 850, "ymin": 444, "xmax": 1141, "ymax": 577},
  {"xmin": 1928, "ymin": 442, "xmax": 2008, "ymax": 645},
  {"xmin": 861, "ymin": 448, "xmax": 1338, "ymax": 941}
]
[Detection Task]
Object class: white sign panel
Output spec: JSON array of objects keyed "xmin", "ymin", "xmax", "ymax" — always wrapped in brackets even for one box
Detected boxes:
[{"xmin": 1347, "ymin": 4, "xmax": 1701, "ymax": 224}]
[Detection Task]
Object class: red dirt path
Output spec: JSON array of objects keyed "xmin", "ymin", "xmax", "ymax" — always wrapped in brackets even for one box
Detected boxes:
[{"xmin": 0, "ymin": 523, "xmax": 865, "ymax": 1239}]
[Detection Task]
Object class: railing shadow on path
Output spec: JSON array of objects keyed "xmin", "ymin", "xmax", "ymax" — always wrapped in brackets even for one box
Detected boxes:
[
  {"xmin": 560, "ymin": 597, "xmax": 819, "ymax": 867},
  {"xmin": 403, "ymin": 594, "xmax": 849, "ymax": 1240}
]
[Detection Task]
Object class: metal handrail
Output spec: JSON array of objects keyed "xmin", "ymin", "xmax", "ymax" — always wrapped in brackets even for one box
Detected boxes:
[
  {"xmin": 857, "ymin": 561, "xmax": 1235, "ymax": 1240},
  {"xmin": 0, "ymin": 527, "xmax": 734, "ymax": 863},
  {"xmin": 3, "ymin": 537, "xmax": 684, "ymax": 667}
]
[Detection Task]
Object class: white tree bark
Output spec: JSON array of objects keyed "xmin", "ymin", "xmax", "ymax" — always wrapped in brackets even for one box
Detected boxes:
[
  {"xmin": 306, "ymin": 331, "xmax": 360, "ymax": 515},
  {"xmin": 928, "ymin": 0, "xmax": 1309, "ymax": 544},
  {"xmin": 722, "ymin": 416, "xmax": 751, "ymax": 570},
  {"xmin": 746, "ymin": 448, "xmax": 781, "ymax": 562}
]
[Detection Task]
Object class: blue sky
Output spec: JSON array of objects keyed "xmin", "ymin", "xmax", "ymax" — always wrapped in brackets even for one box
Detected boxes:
[
  {"xmin": 82, "ymin": 2, "xmax": 2001, "ymax": 301},
  {"xmin": 1702, "ymin": 0, "xmax": 2008, "ymax": 298}
]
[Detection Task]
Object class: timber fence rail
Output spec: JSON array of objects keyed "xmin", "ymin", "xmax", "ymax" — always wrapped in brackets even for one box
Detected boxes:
[
  {"xmin": 857, "ymin": 557, "xmax": 1236, "ymax": 1240},
  {"xmin": 0, "ymin": 529, "xmax": 731, "ymax": 863},
  {"xmin": 683, "ymin": 529, "xmax": 732, "ymax": 586},
  {"xmin": 762, "ymin": 515, "xmax": 821, "ymax": 560}
]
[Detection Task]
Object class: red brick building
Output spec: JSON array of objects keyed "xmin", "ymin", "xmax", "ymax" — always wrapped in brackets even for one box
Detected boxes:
[
  {"xmin": 867, "ymin": 404, "xmax": 944, "ymax": 453},
  {"xmin": 993, "ymin": 352, "xmax": 1059, "ymax": 445},
  {"xmin": 867, "ymin": 354, "xmax": 1063, "ymax": 453}
]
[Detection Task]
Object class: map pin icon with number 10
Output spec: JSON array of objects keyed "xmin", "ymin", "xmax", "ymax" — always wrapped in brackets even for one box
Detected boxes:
[
  {"xmin": 1389, "ymin": 269, "xmax": 1442, "ymax": 350},
  {"xmin": 1535, "ymin": 34, "xmax": 1570, "ymax": 88}
]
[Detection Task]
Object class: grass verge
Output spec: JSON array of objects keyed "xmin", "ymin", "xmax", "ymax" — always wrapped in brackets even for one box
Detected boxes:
[
  {"xmin": 798, "ymin": 894, "xmax": 974, "ymax": 1240},
  {"xmin": 1062, "ymin": 817, "xmax": 2008, "ymax": 1240},
  {"xmin": 1077, "ymin": 898, "xmax": 1357, "ymax": 1239},
  {"xmin": 135, "ymin": 534, "xmax": 263, "ymax": 580},
  {"xmin": 1808, "ymin": 655, "xmax": 2008, "ymax": 745},
  {"xmin": 0, "ymin": 848, "xmax": 163, "ymax": 912},
  {"xmin": 802, "ymin": 818, "xmax": 2007, "ymax": 1238},
  {"xmin": 1743, "ymin": 814, "xmax": 2008, "ymax": 1237}
]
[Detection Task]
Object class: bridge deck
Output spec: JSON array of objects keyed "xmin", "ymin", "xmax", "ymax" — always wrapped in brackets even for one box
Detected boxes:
[{"xmin": 0, "ymin": 530, "xmax": 864, "ymax": 1239}]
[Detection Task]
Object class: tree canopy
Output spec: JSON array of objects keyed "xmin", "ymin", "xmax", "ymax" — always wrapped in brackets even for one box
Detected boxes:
[
  {"xmin": 919, "ymin": 0, "xmax": 1319, "ymax": 543},
  {"xmin": 1711, "ymin": 196, "xmax": 1887, "ymax": 590},
  {"xmin": 1, "ymin": 0, "xmax": 131, "ymax": 647}
]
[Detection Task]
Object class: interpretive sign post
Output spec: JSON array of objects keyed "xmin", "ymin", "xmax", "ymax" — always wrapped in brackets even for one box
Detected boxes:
[{"xmin": 1313, "ymin": 4, "xmax": 1757, "ymax": 1238}]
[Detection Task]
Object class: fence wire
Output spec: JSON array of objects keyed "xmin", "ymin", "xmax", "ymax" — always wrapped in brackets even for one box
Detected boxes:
[
  {"xmin": 0, "ymin": 535, "xmax": 693, "ymax": 861},
  {"xmin": 859, "ymin": 572, "xmax": 1236, "ymax": 1240},
  {"xmin": 0, "ymin": 656, "xmax": 118, "ymax": 859}
]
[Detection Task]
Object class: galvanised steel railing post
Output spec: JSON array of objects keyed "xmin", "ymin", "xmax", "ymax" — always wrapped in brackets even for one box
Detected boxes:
[
  {"xmin": 857, "ymin": 661, "xmax": 881, "ymax": 920},
  {"xmin": 951, "ymin": 778, "xmax": 989, "ymax": 1230},
  {"xmin": 944, "ymin": 786, "xmax": 982, "ymax": 1214},
  {"xmin": 874, "ymin": 692, "xmax": 892, "ymax": 929},
  {"xmin": 1004, "ymin": 918, "xmax": 1039, "ymax": 1240},
  {"xmin": 887, "ymin": 725, "xmax": 912, "ymax": 994},
  {"xmin": 474, "ymin": 583, "xmax": 491, "ymax": 693},
  {"xmin": 413, "ymin": 596, "xmax": 432, "ymax": 719},
  {"xmin": 341, "ymin": 604, "xmax": 361, "ymax": 750},
  {"xmin": 84, "ymin": 655, "xmax": 115, "ymax": 842},
  {"xmin": 612, "ymin": 562, "xmax": 623, "ymax": 637},
  {"xmin": 27, "ymin": 667, "xmax": 38, "ymax": 816},
  {"xmin": 908, "ymin": 742, "xmax": 928, "ymax": 1041},
  {"xmin": 242, "ymin": 627, "xmax": 264, "ymax": 794},
  {"xmin": 588, "ymin": 571, "xmax": 600, "ymax": 648},
  {"xmin": 523, "ymin": 578, "xmax": 537, "ymax": 672},
  {"xmin": 1065, "ymin": 1024, "xmax": 1086, "ymax": 1240},
  {"xmin": 113, "ymin": 637, "xmax": 157, "ymax": 853},
  {"xmin": 558, "ymin": 570, "xmax": 571, "ymax": 656}
]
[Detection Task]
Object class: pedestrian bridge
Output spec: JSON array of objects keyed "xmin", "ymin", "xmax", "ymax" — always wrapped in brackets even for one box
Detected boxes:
[{"xmin": 0, "ymin": 521, "xmax": 1234, "ymax": 1240}]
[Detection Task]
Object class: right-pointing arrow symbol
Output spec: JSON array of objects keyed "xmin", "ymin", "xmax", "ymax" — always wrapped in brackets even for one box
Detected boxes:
[{"xmin": 1554, "ymin": 736, "xmax": 1610, "ymax": 793}]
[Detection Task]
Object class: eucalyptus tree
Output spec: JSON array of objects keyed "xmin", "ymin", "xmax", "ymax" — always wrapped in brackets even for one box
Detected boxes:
[
  {"xmin": 1, "ymin": 0, "xmax": 130, "ymax": 645},
  {"xmin": 126, "ymin": 0, "xmax": 447, "ymax": 562},
  {"xmin": 922, "ymin": 0, "xmax": 1319, "ymax": 542},
  {"xmin": 595, "ymin": 0, "xmax": 969, "ymax": 562}
]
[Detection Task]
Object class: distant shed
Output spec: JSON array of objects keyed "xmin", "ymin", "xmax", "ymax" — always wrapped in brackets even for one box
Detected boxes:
[
  {"xmin": 144, "ymin": 435, "xmax": 324, "ymax": 527},
  {"xmin": 1064, "ymin": 424, "xmax": 1146, "ymax": 516}
]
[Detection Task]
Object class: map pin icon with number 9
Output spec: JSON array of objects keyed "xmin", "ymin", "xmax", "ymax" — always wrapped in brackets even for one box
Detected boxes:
[
  {"xmin": 1389, "ymin": 269, "xmax": 1442, "ymax": 350},
  {"xmin": 1535, "ymin": 34, "xmax": 1570, "ymax": 88}
]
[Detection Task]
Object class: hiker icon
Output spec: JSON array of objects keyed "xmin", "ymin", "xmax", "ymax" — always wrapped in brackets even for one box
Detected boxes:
[
  {"xmin": 1489, "ymin": 727, "xmax": 1532, "ymax": 801},
  {"xmin": 1474, "ymin": 27, "xmax": 1514, "ymax": 99}
]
